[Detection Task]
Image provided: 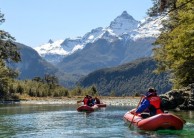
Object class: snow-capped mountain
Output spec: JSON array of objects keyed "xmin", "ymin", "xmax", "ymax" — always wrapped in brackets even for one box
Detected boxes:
[
  {"xmin": 34, "ymin": 11, "xmax": 163, "ymax": 64},
  {"xmin": 109, "ymin": 11, "xmax": 139, "ymax": 35}
]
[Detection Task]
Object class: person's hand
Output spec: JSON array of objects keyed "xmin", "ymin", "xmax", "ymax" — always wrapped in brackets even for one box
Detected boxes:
[
  {"xmin": 77, "ymin": 100, "xmax": 81, "ymax": 103},
  {"xmin": 130, "ymin": 109, "xmax": 137, "ymax": 115}
]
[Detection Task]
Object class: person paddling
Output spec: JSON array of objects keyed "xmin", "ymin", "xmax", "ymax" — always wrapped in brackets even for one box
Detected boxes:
[
  {"xmin": 77, "ymin": 95, "xmax": 89, "ymax": 105},
  {"xmin": 87, "ymin": 95, "xmax": 94, "ymax": 106},
  {"xmin": 134, "ymin": 88, "xmax": 164, "ymax": 116},
  {"xmin": 94, "ymin": 96, "xmax": 101, "ymax": 104}
]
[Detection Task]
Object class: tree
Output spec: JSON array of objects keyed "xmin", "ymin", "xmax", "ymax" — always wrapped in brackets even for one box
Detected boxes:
[
  {"xmin": 0, "ymin": 11, "xmax": 21, "ymax": 99},
  {"xmin": 148, "ymin": 0, "xmax": 192, "ymax": 16},
  {"xmin": 0, "ymin": 60, "xmax": 10, "ymax": 98},
  {"xmin": 147, "ymin": 0, "xmax": 160, "ymax": 16},
  {"xmin": 159, "ymin": 0, "xmax": 177, "ymax": 12},
  {"xmin": 44, "ymin": 74, "xmax": 58, "ymax": 85},
  {"xmin": 153, "ymin": 0, "xmax": 194, "ymax": 88},
  {"xmin": 0, "ymin": 11, "xmax": 21, "ymax": 63}
]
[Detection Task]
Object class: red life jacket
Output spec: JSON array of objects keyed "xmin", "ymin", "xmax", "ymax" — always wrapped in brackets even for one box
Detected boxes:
[
  {"xmin": 83, "ymin": 97, "xmax": 88, "ymax": 105},
  {"xmin": 147, "ymin": 96, "xmax": 163, "ymax": 114}
]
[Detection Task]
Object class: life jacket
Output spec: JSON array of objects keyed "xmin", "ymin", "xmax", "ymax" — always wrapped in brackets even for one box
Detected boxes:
[
  {"xmin": 147, "ymin": 95, "xmax": 163, "ymax": 115},
  {"xmin": 91, "ymin": 98, "xmax": 95, "ymax": 105},
  {"xmin": 83, "ymin": 97, "xmax": 88, "ymax": 105},
  {"xmin": 87, "ymin": 97, "xmax": 94, "ymax": 106}
]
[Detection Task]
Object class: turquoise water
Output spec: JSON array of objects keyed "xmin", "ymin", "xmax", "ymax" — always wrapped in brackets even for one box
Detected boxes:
[{"xmin": 0, "ymin": 104, "xmax": 193, "ymax": 138}]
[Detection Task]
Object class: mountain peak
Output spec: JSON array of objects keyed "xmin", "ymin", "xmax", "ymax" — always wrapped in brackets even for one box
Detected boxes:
[
  {"xmin": 120, "ymin": 11, "xmax": 133, "ymax": 19},
  {"xmin": 48, "ymin": 39, "xmax": 54, "ymax": 44},
  {"xmin": 109, "ymin": 11, "xmax": 139, "ymax": 35}
]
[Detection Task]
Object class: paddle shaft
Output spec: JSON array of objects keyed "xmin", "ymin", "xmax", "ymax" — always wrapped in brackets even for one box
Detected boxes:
[
  {"xmin": 129, "ymin": 96, "xmax": 144, "ymax": 127},
  {"xmin": 77, "ymin": 100, "xmax": 83, "ymax": 104}
]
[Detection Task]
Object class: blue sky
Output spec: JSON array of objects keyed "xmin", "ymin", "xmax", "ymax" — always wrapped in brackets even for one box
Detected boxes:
[{"xmin": 0, "ymin": 0, "xmax": 152, "ymax": 48}]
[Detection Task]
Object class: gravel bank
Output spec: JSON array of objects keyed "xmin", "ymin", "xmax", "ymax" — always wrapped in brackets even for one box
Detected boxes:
[{"xmin": 19, "ymin": 96, "xmax": 141, "ymax": 106}]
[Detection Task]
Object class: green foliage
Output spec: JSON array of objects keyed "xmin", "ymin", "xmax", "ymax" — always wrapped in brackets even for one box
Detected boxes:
[
  {"xmin": 0, "ymin": 11, "xmax": 21, "ymax": 63},
  {"xmin": 0, "ymin": 11, "xmax": 21, "ymax": 99},
  {"xmin": 134, "ymin": 92, "xmax": 140, "ymax": 97},
  {"xmin": 147, "ymin": 0, "xmax": 160, "ymax": 16},
  {"xmin": 78, "ymin": 58, "xmax": 172, "ymax": 96},
  {"xmin": 85, "ymin": 85, "xmax": 99, "ymax": 96},
  {"xmin": 0, "ymin": 60, "xmax": 10, "ymax": 98},
  {"xmin": 16, "ymin": 84, "xmax": 24, "ymax": 94},
  {"xmin": 147, "ymin": 0, "xmax": 182, "ymax": 15},
  {"xmin": 110, "ymin": 91, "xmax": 116, "ymax": 97},
  {"xmin": 153, "ymin": 0, "xmax": 194, "ymax": 88},
  {"xmin": 10, "ymin": 79, "xmax": 69, "ymax": 98},
  {"xmin": 69, "ymin": 85, "xmax": 99, "ymax": 97},
  {"xmin": 0, "ymin": 59, "xmax": 19, "ymax": 99}
]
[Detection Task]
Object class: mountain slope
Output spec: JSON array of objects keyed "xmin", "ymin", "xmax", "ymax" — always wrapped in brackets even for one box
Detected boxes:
[
  {"xmin": 8, "ymin": 42, "xmax": 58, "ymax": 79},
  {"xmin": 77, "ymin": 58, "xmax": 172, "ymax": 96},
  {"xmin": 58, "ymin": 37, "xmax": 155, "ymax": 75},
  {"xmin": 8, "ymin": 43, "xmax": 79, "ymax": 88}
]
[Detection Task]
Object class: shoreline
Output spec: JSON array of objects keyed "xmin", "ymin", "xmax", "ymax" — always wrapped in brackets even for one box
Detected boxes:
[{"xmin": 17, "ymin": 96, "xmax": 141, "ymax": 106}]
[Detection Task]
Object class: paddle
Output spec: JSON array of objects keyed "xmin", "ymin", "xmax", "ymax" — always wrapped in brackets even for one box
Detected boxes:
[
  {"xmin": 129, "ymin": 95, "xmax": 144, "ymax": 127},
  {"xmin": 77, "ymin": 100, "xmax": 82, "ymax": 104}
]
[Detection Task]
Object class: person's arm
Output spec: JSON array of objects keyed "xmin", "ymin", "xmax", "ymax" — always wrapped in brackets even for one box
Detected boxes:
[
  {"xmin": 135, "ymin": 99, "xmax": 150, "ymax": 113},
  {"xmin": 77, "ymin": 100, "xmax": 82, "ymax": 103},
  {"xmin": 77, "ymin": 98, "xmax": 85, "ymax": 103}
]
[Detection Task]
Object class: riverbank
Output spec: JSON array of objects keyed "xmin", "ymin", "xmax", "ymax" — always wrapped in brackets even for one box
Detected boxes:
[{"xmin": 18, "ymin": 96, "xmax": 140, "ymax": 106}]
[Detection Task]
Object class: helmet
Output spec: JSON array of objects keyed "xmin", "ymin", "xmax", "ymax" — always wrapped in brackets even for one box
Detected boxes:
[
  {"xmin": 148, "ymin": 88, "xmax": 156, "ymax": 93},
  {"xmin": 146, "ymin": 88, "xmax": 157, "ymax": 97}
]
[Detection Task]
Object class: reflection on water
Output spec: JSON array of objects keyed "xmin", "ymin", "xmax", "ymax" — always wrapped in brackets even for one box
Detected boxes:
[{"xmin": 0, "ymin": 104, "xmax": 193, "ymax": 138}]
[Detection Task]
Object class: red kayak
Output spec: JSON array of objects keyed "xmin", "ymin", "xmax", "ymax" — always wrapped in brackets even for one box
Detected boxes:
[
  {"xmin": 77, "ymin": 105, "xmax": 98, "ymax": 112},
  {"xmin": 123, "ymin": 110, "xmax": 185, "ymax": 131}
]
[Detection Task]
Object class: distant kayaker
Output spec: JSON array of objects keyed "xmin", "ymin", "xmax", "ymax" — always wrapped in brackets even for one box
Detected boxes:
[
  {"xmin": 94, "ymin": 97, "xmax": 100, "ymax": 104},
  {"xmin": 88, "ymin": 95, "xmax": 94, "ymax": 106},
  {"xmin": 135, "ymin": 88, "xmax": 164, "ymax": 116},
  {"xmin": 77, "ymin": 95, "xmax": 89, "ymax": 105},
  {"xmin": 77, "ymin": 95, "xmax": 100, "ymax": 106}
]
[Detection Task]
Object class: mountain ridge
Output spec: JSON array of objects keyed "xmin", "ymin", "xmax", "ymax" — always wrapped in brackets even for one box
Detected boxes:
[
  {"xmin": 77, "ymin": 57, "xmax": 172, "ymax": 96},
  {"xmin": 57, "ymin": 37, "xmax": 155, "ymax": 75},
  {"xmin": 8, "ymin": 42, "xmax": 58, "ymax": 79},
  {"xmin": 34, "ymin": 11, "xmax": 163, "ymax": 64}
]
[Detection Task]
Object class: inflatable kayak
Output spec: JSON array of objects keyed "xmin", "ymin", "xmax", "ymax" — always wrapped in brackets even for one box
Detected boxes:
[
  {"xmin": 77, "ymin": 105, "xmax": 98, "ymax": 112},
  {"xmin": 123, "ymin": 110, "xmax": 185, "ymax": 131}
]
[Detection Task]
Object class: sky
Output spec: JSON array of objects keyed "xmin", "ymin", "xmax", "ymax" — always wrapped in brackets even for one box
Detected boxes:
[{"xmin": 0, "ymin": 0, "xmax": 153, "ymax": 48}]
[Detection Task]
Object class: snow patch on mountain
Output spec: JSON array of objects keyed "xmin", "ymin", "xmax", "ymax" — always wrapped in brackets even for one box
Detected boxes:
[
  {"xmin": 131, "ymin": 16, "xmax": 165, "ymax": 40},
  {"xmin": 82, "ymin": 27, "xmax": 104, "ymax": 43},
  {"xmin": 35, "ymin": 39, "xmax": 66, "ymax": 56}
]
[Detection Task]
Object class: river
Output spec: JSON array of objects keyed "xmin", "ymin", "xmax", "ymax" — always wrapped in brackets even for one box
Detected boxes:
[{"xmin": 0, "ymin": 104, "xmax": 193, "ymax": 138}]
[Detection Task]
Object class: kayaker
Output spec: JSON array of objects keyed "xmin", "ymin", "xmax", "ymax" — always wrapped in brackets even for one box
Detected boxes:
[
  {"xmin": 91, "ymin": 98, "xmax": 96, "ymax": 105},
  {"xmin": 88, "ymin": 95, "xmax": 94, "ymax": 106},
  {"xmin": 135, "ymin": 88, "xmax": 164, "ymax": 116},
  {"xmin": 94, "ymin": 96, "xmax": 100, "ymax": 104},
  {"xmin": 77, "ymin": 95, "xmax": 89, "ymax": 105}
]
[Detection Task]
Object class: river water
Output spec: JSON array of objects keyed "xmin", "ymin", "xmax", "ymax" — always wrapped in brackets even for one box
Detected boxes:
[{"xmin": 0, "ymin": 104, "xmax": 193, "ymax": 138}]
